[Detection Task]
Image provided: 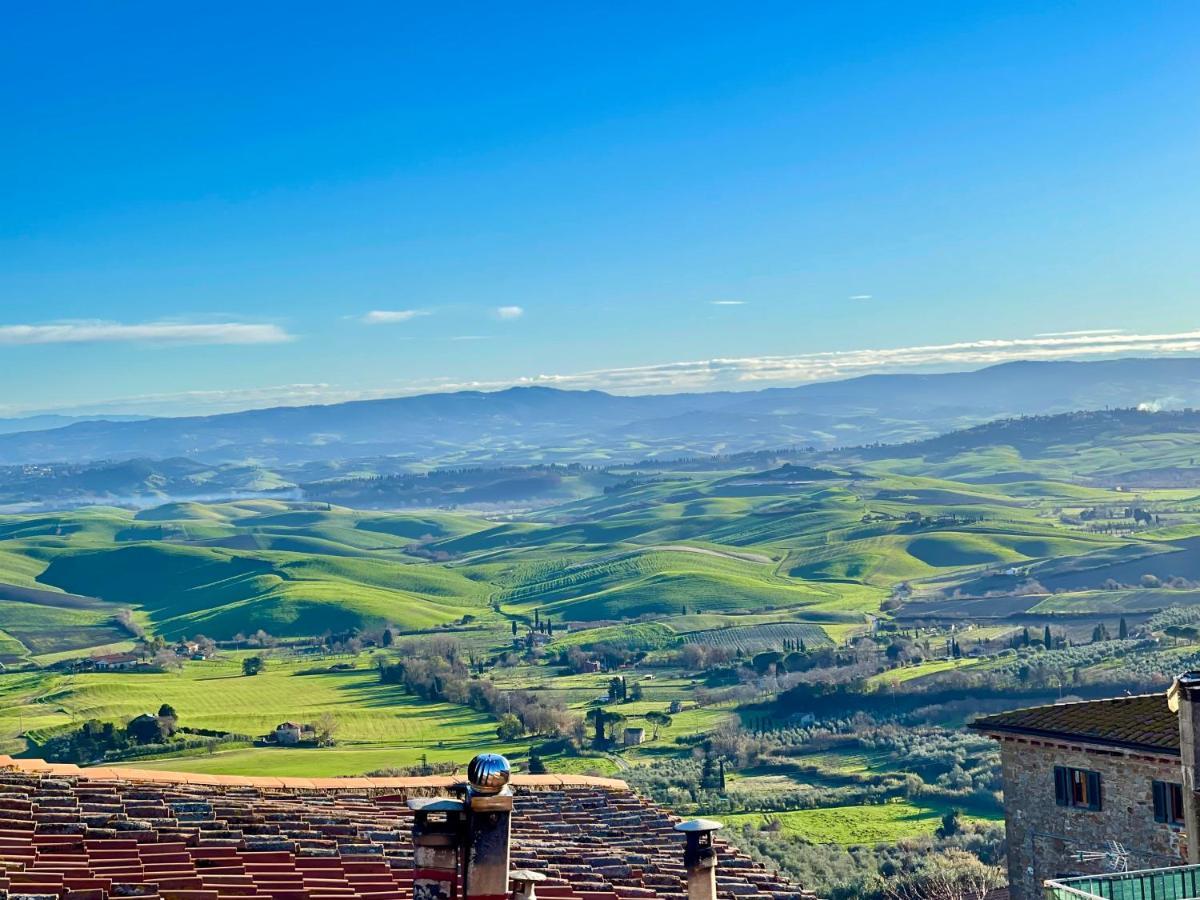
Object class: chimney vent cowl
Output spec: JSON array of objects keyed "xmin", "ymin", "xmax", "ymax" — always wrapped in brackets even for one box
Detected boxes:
[
  {"xmin": 467, "ymin": 753, "xmax": 512, "ymax": 796},
  {"xmin": 510, "ymin": 869, "xmax": 547, "ymax": 900},
  {"xmin": 675, "ymin": 818, "xmax": 723, "ymax": 834},
  {"xmin": 675, "ymin": 819, "xmax": 723, "ymax": 900}
]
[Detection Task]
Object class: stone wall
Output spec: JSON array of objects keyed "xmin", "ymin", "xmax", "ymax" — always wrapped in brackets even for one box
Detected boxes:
[{"xmin": 998, "ymin": 736, "xmax": 1187, "ymax": 900}]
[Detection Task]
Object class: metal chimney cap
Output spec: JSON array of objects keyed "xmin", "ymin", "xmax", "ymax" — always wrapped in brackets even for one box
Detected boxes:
[
  {"xmin": 467, "ymin": 752, "xmax": 511, "ymax": 795},
  {"xmin": 407, "ymin": 797, "xmax": 465, "ymax": 812},
  {"xmin": 675, "ymin": 818, "xmax": 724, "ymax": 833},
  {"xmin": 510, "ymin": 870, "xmax": 548, "ymax": 884}
]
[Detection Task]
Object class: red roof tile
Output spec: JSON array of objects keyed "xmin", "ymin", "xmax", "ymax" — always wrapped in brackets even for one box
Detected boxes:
[{"xmin": 0, "ymin": 756, "xmax": 815, "ymax": 900}]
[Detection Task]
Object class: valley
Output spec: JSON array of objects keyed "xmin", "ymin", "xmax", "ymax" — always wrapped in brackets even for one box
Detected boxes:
[{"xmin": 1, "ymin": 404, "xmax": 1199, "ymax": 897}]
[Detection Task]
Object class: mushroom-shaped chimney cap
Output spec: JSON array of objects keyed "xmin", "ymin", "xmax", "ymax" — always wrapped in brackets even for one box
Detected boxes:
[
  {"xmin": 467, "ymin": 752, "xmax": 511, "ymax": 795},
  {"xmin": 407, "ymin": 797, "xmax": 465, "ymax": 812},
  {"xmin": 510, "ymin": 870, "xmax": 548, "ymax": 885},
  {"xmin": 675, "ymin": 818, "xmax": 724, "ymax": 833}
]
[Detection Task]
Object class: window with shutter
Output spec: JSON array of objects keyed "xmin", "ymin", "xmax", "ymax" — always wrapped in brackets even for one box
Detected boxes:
[
  {"xmin": 1053, "ymin": 766, "xmax": 1102, "ymax": 810},
  {"xmin": 1054, "ymin": 766, "xmax": 1069, "ymax": 807},
  {"xmin": 1153, "ymin": 780, "xmax": 1185, "ymax": 825},
  {"xmin": 1086, "ymin": 770, "xmax": 1102, "ymax": 810},
  {"xmin": 1154, "ymin": 780, "xmax": 1168, "ymax": 823}
]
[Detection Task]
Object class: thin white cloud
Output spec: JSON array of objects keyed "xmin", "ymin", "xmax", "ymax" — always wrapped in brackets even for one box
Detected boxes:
[
  {"xmin": 372, "ymin": 328, "xmax": 1200, "ymax": 395},
  {"xmin": 849, "ymin": 295, "xmax": 873, "ymax": 301},
  {"xmin": 710, "ymin": 300, "xmax": 746, "ymax": 306},
  {"xmin": 450, "ymin": 335, "xmax": 490, "ymax": 342},
  {"xmin": 0, "ymin": 320, "xmax": 291, "ymax": 346},
  {"xmin": 495, "ymin": 306, "xmax": 524, "ymax": 320},
  {"xmin": 1034, "ymin": 328, "xmax": 1123, "ymax": 337},
  {"xmin": 22, "ymin": 328, "xmax": 1200, "ymax": 416},
  {"xmin": 361, "ymin": 310, "xmax": 429, "ymax": 324}
]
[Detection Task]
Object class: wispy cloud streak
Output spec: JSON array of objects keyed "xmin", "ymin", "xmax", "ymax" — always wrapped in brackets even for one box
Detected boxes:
[
  {"xmin": 1034, "ymin": 328, "xmax": 1123, "ymax": 337},
  {"xmin": 0, "ymin": 321, "xmax": 292, "ymax": 346},
  {"xmin": 24, "ymin": 328, "xmax": 1200, "ymax": 416},
  {"xmin": 361, "ymin": 310, "xmax": 429, "ymax": 324}
]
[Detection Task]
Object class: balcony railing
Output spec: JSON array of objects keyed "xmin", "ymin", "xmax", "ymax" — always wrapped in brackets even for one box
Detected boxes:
[{"xmin": 1046, "ymin": 865, "xmax": 1200, "ymax": 900}]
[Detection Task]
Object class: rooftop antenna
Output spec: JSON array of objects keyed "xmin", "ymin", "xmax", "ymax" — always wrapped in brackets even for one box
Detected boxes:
[{"xmin": 1073, "ymin": 840, "xmax": 1130, "ymax": 873}]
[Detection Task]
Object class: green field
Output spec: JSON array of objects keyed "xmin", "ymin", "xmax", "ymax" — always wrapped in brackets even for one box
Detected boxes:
[
  {"xmin": 1, "ymin": 652, "xmax": 521, "ymax": 770},
  {"xmin": 683, "ymin": 622, "xmax": 833, "ymax": 653},
  {"xmin": 724, "ymin": 800, "xmax": 1002, "ymax": 844}
]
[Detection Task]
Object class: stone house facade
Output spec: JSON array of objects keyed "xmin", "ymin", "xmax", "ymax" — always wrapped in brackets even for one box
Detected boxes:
[
  {"xmin": 974, "ymin": 690, "xmax": 1193, "ymax": 900},
  {"xmin": 274, "ymin": 721, "xmax": 304, "ymax": 745}
]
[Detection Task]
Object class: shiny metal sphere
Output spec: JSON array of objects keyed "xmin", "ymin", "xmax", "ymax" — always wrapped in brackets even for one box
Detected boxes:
[{"xmin": 467, "ymin": 753, "xmax": 511, "ymax": 794}]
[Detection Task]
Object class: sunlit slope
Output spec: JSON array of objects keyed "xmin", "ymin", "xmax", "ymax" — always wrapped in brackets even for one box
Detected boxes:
[
  {"xmin": 839, "ymin": 409, "xmax": 1200, "ymax": 484},
  {"xmin": 9, "ymin": 655, "xmax": 510, "ymax": 766},
  {"xmin": 0, "ymin": 503, "xmax": 498, "ymax": 647},
  {"xmin": 789, "ymin": 526, "xmax": 1120, "ymax": 584},
  {"xmin": 500, "ymin": 547, "xmax": 840, "ymax": 619},
  {"xmin": 37, "ymin": 543, "xmax": 490, "ymax": 638}
]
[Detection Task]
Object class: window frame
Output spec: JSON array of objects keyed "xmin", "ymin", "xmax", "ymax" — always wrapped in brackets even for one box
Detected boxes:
[
  {"xmin": 1054, "ymin": 765, "xmax": 1102, "ymax": 811},
  {"xmin": 1153, "ymin": 779, "xmax": 1186, "ymax": 826}
]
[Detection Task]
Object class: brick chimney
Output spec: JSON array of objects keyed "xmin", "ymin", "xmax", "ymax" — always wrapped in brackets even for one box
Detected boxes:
[
  {"xmin": 1172, "ymin": 673, "xmax": 1200, "ymax": 860},
  {"xmin": 462, "ymin": 753, "xmax": 514, "ymax": 900},
  {"xmin": 674, "ymin": 819, "xmax": 723, "ymax": 900},
  {"xmin": 409, "ymin": 797, "xmax": 465, "ymax": 900}
]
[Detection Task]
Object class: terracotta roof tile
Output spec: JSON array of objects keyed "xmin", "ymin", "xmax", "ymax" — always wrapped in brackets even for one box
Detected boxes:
[
  {"xmin": 0, "ymin": 758, "xmax": 816, "ymax": 900},
  {"xmin": 971, "ymin": 692, "xmax": 1178, "ymax": 752}
]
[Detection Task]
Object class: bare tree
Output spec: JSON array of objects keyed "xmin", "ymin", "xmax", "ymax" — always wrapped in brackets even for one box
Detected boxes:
[
  {"xmin": 314, "ymin": 712, "xmax": 339, "ymax": 746},
  {"xmin": 884, "ymin": 850, "xmax": 1004, "ymax": 900}
]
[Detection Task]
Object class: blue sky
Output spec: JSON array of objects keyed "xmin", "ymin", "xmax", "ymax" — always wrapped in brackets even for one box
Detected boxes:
[{"xmin": 2, "ymin": 2, "xmax": 1197, "ymax": 416}]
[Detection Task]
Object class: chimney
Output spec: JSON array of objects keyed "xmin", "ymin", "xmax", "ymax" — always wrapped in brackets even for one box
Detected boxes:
[
  {"xmin": 462, "ymin": 753, "xmax": 514, "ymax": 900},
  {"xmin": 409, "ymin": 797, "xmax": 465, "ymax": 900},
  {"xmin": 509, "ymin": 869, "xmax": 546, "ymax": 900},
  {"xmin": 674, "ymin": 819, "xmax": 723, "ymax": 900},
  {"xmin": 1171, "ymin": 673, "xmax": 1200, "ymax": 860}
]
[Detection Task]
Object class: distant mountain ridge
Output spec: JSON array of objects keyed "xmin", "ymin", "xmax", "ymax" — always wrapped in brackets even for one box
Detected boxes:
[
  {"xmin": 2, "ymin": 356, "xmax": 1199, "ymax": 467},
  {"xmin": 825, "ymin": 406, "xmax": 1200, "ymax": 487},
  {"xmin": 0, "ymin": 413, "xmax": 148, "ymax": 436}
]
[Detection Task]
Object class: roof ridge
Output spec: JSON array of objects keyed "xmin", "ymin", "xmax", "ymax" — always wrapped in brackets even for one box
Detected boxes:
[
  {"xmin": 0, "ymin": 754, "xmax": 630, "ymax": 792},
  {"xmin": 971, "ymin": 692, "xmax": 1178, "ymax": 755},
  {"xmin": 971, "ymin": 691, "xmax": 1164, "ymax": 722}
]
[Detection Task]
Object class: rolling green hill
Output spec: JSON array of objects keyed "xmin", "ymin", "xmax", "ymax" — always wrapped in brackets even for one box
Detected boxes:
[
  {"xmin": 38, "ymin": 543, "xmax": 490, "ymax": 638},
  {"xmin": 2, "ymin": 411, "xmax": 1199, "ymax": 661},
  {"xmin": 0, "ymin": 504, "xmax": 498, "ymax": 654},
  {"xmin": 500, "ymin": 548, "xmax": 834, "ymax": 619}
]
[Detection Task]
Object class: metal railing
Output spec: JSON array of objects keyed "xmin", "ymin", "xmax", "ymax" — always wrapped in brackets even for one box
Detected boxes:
[{"xmin": 1046, "ymin": 865, "xmax": 1200, "ymax": 900}]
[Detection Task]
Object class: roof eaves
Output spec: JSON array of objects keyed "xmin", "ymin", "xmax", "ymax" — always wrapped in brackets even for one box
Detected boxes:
[
  {"xmin": 0, "ymin": 755, "xmax": 631, "ymax": 792},
  {"xmin": 970, "ymin": 720, "xmax": 1181, "ymax": 756}
]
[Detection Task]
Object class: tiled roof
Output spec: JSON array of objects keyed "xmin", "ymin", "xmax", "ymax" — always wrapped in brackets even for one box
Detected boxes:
[
  {"xmin": 0, "ymin": 755, "xmax": 815, "ymax": 900},
  {"xmin": 970, "ymin": 693, "xmax": 1179, "ymax": 753}
]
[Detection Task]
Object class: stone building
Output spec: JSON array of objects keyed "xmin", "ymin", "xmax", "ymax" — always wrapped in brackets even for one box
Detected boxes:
[
  {"xmin": 273, "ymin": 720, "xmax": 304, "ymax": 745},
  {"xmin": 973, "ymin": 680, "xmax": 1200, "ymax": 900}
]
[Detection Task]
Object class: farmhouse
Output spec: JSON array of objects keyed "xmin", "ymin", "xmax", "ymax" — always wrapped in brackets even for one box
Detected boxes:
[
  {"xmin": 91, "ymin": 652, "xmax": 142, "ymax": 671},
  {"xmin": 623, "ymin": 726, "xmax": 646, "ymax": 746},
  {"xmin": 273, "ymin": 721, "xmax": 304, "ymax": 745},
  {"xmin": 972, "ymin": 672, "xmax": 1200, "ymax": 900},
  {"xmin": 0, "ymin": 751, "xmax": 817, "ymax": 900}
]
